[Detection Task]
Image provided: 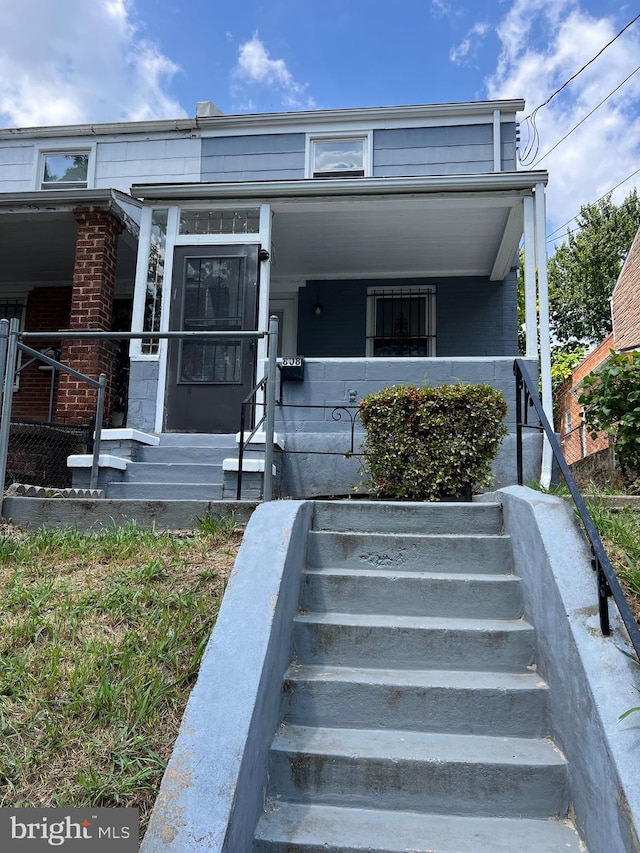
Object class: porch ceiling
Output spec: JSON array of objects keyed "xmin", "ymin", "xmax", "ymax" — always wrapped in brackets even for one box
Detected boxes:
[
  {"xmin": 270, "ymin": 194, "xmax": 524, "ymax": 281},
  {"xmin": 0, "ymin": 209, "xmax": 137, "ymax": 292}
]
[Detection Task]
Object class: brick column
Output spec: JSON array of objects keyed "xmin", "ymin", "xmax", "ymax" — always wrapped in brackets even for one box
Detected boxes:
[{"xmin": 56, "ymin": 207, "xmax": 123, "ymax": 425}]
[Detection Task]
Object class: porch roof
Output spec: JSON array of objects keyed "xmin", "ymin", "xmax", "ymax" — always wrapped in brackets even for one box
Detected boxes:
[{"xmin": 133, "ymin": 171, "xmax": 548, "ymax": 282}]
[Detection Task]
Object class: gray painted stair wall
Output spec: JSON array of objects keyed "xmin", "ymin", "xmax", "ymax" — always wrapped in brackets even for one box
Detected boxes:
[
  {"xmin": 254, "ymin": 500, "xmax": 586, "ymax": 852},
  {"xmin": 103, "ymin": 433, "xmax": 232, "ymax": 500}
]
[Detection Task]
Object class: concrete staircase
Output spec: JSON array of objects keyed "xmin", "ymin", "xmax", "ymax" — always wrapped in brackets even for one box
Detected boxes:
[
  {"xmin": 253, "ymin": 501, "xmax": 586, "ymax": 852},
  {"xmin": 105, "ymin": 433, "xmax": 234, "ymax": 500}
]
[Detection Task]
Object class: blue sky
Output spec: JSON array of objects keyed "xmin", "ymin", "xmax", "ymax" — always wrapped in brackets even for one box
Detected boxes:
[{"xmin": 0, "ymin": 0, "xmax": 639, "ymax": 239}]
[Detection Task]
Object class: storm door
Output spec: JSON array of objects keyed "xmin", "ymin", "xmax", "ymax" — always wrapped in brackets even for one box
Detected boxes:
[{"xmin": 165, "ymin": 245, "xmax": 259, "ymax": 432}]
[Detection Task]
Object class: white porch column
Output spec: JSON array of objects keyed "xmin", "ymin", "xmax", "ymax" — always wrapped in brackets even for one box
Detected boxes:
[
  {"xmin": 523, "ymin": 195, "xmax": 537, "ymax": 357},
  {"xmin": 534, "ymin": 182, "xmax": 553, "ymax": 487},
  {"xmin": 256, "ymin": 203, "xmax": 273, "ymax": 380}
]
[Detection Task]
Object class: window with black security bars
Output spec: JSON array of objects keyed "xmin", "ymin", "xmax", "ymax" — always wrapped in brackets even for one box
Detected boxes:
[{"xmin": 366, "ymin": 287, "xmax": 435, "ymax": 357}]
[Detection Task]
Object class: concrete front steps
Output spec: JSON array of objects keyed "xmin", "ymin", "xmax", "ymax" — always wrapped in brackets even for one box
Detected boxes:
[
  {"xmin": 104, "ymin": 433, "xmax": 235, "ymax": 500},
  {"xmin": 254, "ymin": 501, "xmax": 586, "ymax": 852}
]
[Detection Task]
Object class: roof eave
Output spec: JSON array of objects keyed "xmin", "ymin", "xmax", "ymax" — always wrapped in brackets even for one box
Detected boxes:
[
  {"xmin": 132, "ymin": 171, "xmax": 549, "ymax": 202},
  {"xmin": 0, "ymin": 99, "xmax": 526, "ymax": 141}
]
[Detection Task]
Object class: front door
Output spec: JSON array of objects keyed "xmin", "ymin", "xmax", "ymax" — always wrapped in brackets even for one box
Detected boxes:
[{"xmin": 165, "ymin": 245, "xmax": 259, "ymax": 432}]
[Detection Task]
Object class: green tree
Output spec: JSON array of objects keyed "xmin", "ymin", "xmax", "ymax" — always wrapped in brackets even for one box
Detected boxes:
[{"xmin": 548, "ymin": 190, "xmax": 640, "ymax": 345}]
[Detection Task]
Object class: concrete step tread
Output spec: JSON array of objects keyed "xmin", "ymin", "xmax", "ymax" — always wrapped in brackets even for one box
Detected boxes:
[
  {"xmin": 254, "ymin": 802, "xmax": 585, "ymax": 852},
  {"xmin": 308, "ymin": 530, "xmax": 511, "ymax": 542},
  {"xmin": 304, "ymin": 567, "xmax": 518, "ymax": 582},
  {"xmin": 284, "ymin": 663, "xmax": 548, "ymax": 692},
  {"xmin": 271, "ymin": 724, "xmax": 566, "ymax": 767},
  {"xmin": 126, "ymin": 461, "xmax": 223, "ymax": 470},
  {"xmin": 312, "ymin": 501, "xmax": 504, "ymax": 535},
  {"xmin": 157, "ymin": 433, "xmax": 237, "ymax": 447},
  {"xmin": 295, "ymin": 611, "xmax": 533, "ymax": 632}
]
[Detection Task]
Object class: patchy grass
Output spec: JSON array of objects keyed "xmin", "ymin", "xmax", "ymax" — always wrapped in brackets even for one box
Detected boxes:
[
  {"xmin": 0, "ymin": 519, "xmax": 242, "ymax": 836},
  {"xmin": 528, "ymin": 480, "xmax": 640, "ymax": 622},
  {"xmin": 586, "ymin": 501, "xmax": 640, "ymax": 622}
]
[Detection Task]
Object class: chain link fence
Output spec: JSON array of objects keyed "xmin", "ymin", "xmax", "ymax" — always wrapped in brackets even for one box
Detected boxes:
[{"xmin": 5, "ymin": 420, "xmax": 92, "ymax": 490}]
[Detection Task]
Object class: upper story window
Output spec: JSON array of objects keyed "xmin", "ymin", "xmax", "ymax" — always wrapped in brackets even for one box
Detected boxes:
[
  {"xmin": 40, "ymin": 151, "xmax": 90, "ymax": 189},
  {"xmin": 307, "ymin": 134, "xmax": 371, "ymax": 179}
]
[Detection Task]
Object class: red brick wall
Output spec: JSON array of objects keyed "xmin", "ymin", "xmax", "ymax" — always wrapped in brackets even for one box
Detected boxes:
[
  {"xmin": 56, "ymin": 207, "xmax": 123, "ymax": 425},
  {"xmin": 555, "ymin": 334, "xmax": 613, "ymax": 464},
  {"xmin": 12, "ymin": 286, "xmax": 71, "ymax": 422},
  {"xmin": 612, "ymin": 227, "xmax": 640, "ymax": 351}
]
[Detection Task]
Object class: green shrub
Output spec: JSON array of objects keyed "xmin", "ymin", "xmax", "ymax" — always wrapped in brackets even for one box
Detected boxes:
[
  {"xmin": 578, "ymin": 350, "xmax": 640, "ymax": 489},
  {"xmin": 358, "ymin": 384, "xmax": 508, "ymax": 501}
]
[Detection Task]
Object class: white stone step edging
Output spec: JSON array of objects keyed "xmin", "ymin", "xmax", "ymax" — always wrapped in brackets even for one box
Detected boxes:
[{"xmin": 223, "ymin": 458, "xmax": 277, "ymax": 475}]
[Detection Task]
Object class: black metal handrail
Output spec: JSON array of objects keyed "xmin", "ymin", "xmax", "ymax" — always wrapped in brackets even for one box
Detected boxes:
[
  {"xmin": 514, "ymin": 358, "xmax": 640, "ymax": 657},
  {"xmin": 236, "ymin": 376, "xmax": 268, "ymax": 500}
]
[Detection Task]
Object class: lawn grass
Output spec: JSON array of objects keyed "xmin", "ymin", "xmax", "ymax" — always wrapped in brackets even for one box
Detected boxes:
[
  {"xmin": 0, "ymin": 515, "xmax": 242, "ymax": 836},
  {"xmin": 586, "ymin": 499, "xmax": 640, "ymax": 621}
]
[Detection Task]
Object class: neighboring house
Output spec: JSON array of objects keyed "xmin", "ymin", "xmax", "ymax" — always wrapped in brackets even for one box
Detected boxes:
[
  {"xmin": 0, "ymin": 98, "xmax": 551, "ymax": 495},
  {"xmin": 556, "ymin": 224, "xmax": 640, "ymax": 465}
]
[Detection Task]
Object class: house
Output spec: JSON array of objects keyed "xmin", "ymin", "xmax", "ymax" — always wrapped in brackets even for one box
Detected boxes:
[
  {"xmin": 556, "ymin": 224, "xmax": 640, "ymax": 466},
  {"xmin": 0, "ymin": 98, "xmax": 551, "ymax": 497}
]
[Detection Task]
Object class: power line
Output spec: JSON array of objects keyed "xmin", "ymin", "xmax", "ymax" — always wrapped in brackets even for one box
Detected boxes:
[
  {"xmin": 531, "ymin": 63, "xmax": 640, "ymax": 168},
  {"xmin": 518, "ymin": 11, "xmax": 640, "ymax": 166},
  {"xmin": 524, "ymin": 12, "xmax": 640, "ymax": 120},
  {"xmin": 546, "ymin": 166, "xmax": 640, "ymax": 243}
]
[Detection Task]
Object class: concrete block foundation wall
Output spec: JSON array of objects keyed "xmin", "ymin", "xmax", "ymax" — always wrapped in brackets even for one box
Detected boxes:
[
  {"xmin": 126, "ymin": 360, "xmax": 160, "ymax": 432},
  {"xmin": 275, "ymin": 357, "xmax": 541, "ymax": 497}
]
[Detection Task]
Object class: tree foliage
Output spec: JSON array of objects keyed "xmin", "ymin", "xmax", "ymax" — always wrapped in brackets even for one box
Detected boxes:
[
  {"xmin": 578, "ymin": 350, "xmax": 640, "ymax": 487},
  {"xmin": 549, "ymin": 190, "xmax": 640, "ymax": 345}
]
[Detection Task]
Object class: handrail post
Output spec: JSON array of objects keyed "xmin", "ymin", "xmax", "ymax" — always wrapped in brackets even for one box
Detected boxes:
[
  {"xmin": 514, "ymin": 364, "xmax": 523, "ymax": 486},
  {"xmin": 0, "ymin": 319, "xmax": 9, "ymax": 413},
  {"xmin": 237, "ymin": 401, "xmax": 246, "ymax": 501},
  {"xmin": 0, "ymin": 319, "xmax": 20, "ymax": 517},
  {"xmin": 262, "ymin": 316, "xmax": 278, "ymax": 502},
  {"xmin": 90, "ymin": 373, "xmax": 107, "ymax": 491}
]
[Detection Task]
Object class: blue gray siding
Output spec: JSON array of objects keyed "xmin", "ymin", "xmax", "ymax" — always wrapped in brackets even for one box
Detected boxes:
[
  {"xmin": 0, "ymin": 143, "xmax": 35, "ymax": 191},
  {"xmin": 201, "ymin": 134, "xmax": 305, "ymax": 182},
  {"xmin": 198, "ymin": 122, "xmax": 517, "ymax": 183},
  {"xmin": 297, "ymin": 274, "xmax": 518, "ymax": 358},
  {"xmin": 373, "ymin": 124, "xmax": 517, "ymax": 176}
]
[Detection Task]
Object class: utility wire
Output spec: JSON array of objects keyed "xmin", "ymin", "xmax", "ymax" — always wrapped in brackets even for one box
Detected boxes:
[
  {"xmin": 523, "ymin": 12, "xmax": 640, "ymax": 120},
  {"xmin": 546, "ymin": 165, "xmax": 640, "ymax": 243},
  {"xmin": 518, "ymin": 11, "xmax": 640, "ymax": 166},
  {"xmin": 531, "ymin": 63, "xmax": 640, "ymax": 167}
]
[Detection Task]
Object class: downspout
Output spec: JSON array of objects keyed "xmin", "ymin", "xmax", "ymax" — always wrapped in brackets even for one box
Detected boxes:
[{"xmin": 534, "ymin": 183, "xmax": 554, "ymax": 488}]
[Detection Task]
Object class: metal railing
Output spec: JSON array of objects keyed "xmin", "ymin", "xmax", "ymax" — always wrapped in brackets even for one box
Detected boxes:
[
  {"xmin": 0, "ymin": 321, "xmax": 277, "ymax": 509},
  {"xmin": 236, "ymin": 316, "xmax": 278, "ymax": 500},
  {"xmin": 514, "ymin": 357, "xmax": 640, "ymax": 657},
  {"xmin": 0, "ymin": 319, "xmax": 107, "ymax": 501}
]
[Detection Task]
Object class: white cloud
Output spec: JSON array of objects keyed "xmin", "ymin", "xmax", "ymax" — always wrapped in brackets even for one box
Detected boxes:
[
  {"xmin": 232, "ymin": 34, "xmax": 316, "ymax": 111},
  {"xmin": 485, "ymin": 0, "xmax": 640, "ymax": 236},
  {"xmin": 0, "ymin": 0, "xmax": 185, "ymax": 127},
  {"xmin": 450, "ymin": 22, "xmax": 491, "ymax": 66},
  {"xmin": 431, "ymin": 0, "xmax": 452, "ymax": 19}
]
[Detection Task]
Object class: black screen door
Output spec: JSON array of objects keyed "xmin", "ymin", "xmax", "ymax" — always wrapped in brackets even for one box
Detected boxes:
[{"xmin": 164, "ymin": 245, "xmax": 259, "ymax": 432}]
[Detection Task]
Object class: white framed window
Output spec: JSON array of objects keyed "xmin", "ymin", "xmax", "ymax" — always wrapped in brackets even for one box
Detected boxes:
[
  {"xmin": 39, "ymin": 149, "xmax": 92, "ymax": 189},
  {"xmin": 366, "ymin": 286, "xmax": 436, "ymax": 357},
  {"xmin": 306, "ymin": 133, "xmax": 372, "ymax": 179}
]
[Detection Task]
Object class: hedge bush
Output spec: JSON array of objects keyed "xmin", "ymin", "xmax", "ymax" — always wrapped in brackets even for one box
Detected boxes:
[{"xmin": 358, "ymin": 383, "xmax": 508, "ymax": 501}]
